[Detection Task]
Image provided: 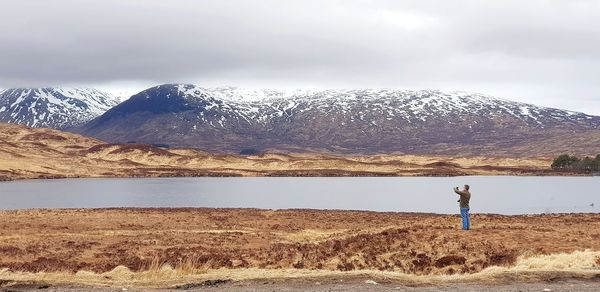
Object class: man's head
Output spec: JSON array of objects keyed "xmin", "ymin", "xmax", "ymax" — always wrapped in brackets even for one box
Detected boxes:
[{"xmin": 464, "ymin": 184, "xmax": 470, "ymax": 191}]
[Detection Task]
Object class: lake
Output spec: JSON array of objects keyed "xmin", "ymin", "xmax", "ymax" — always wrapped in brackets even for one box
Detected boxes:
[{"xmin": 0, "ymin": 176, "xmax": 598, "ymax": 214}]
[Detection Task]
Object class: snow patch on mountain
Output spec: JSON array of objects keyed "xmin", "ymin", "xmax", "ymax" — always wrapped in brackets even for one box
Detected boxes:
[
  {"xmin": 78, "ymin": 84, "xmax": 600, "ymax": 155},
  {"xmin": 150, "ymin": 84, "xmax": 598, "ymax": 130},
  {"xmin": 0, "ymin": 88, "xmax": 121, "ymax": 129}
]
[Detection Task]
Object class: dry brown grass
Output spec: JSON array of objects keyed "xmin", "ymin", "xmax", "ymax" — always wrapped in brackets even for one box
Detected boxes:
[
  {"xmin": 1, "ymin": 209, "xmax": 599, "ymax": 277},
  {"xmin": 0, "ymin": 251, "xmax": 598, "ymax": 288}
]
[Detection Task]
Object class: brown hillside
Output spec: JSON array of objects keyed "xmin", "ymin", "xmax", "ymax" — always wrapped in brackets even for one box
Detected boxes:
[{"xmin": 0, "ymin": 123, "xmax": 565, "ymax": 181}]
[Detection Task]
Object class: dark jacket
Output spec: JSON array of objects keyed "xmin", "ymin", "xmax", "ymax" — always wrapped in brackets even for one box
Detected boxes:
[{"xmin": 454, "ymin": 189, "xmax": 471, "ymax": 209}]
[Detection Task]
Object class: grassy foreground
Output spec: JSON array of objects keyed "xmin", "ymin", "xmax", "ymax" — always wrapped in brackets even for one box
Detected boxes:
[
  {"xmin": 1, "ymin": 251, "xmax": 600, "ymax": 289},
  {"xmin": 0, "ymin": 208, "xmax": 599, "ymax": 288}
]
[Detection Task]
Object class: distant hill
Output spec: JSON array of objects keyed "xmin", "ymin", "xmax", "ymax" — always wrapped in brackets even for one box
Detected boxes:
[
  {"xmin": 79, "ymin": 84, "xmax": 600, "ymax": 156},
  {"xmin": 0, "ymin": 123, "xmax": 555, "ymax": 181},
  {"xmin": 0, "ymin": 88, "xmax": 120, "ymax": 129}
]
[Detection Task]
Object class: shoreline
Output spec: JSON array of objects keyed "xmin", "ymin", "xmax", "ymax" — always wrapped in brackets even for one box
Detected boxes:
[
  {"xmin": 1, "ymin": 207, "xmax": 599, "ymax": 216},
  {"xmin": 0, "ymin": 169, "xmax": 594, "ymax": 182}
]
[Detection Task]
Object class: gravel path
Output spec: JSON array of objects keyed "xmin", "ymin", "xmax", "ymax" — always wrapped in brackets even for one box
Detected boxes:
[{"xmin": 3, "ymin": 278, "xmax": 600, "ymax": 292}]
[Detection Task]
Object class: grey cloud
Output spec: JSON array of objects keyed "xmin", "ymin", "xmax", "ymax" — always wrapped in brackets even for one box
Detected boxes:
[{"xmin": 0, "ymin": 0, "xmax": 599, "ymax": 114}]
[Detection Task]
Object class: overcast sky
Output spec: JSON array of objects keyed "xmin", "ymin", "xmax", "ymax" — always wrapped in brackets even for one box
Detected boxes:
[{"xmin": 1, "ymin": 0, "xmax": 600, "ymax": 114}]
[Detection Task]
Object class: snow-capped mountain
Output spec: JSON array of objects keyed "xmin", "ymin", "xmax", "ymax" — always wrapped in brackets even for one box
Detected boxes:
[
  {"xmin": 0, "ymin": 88, "xmax": 121, "ymax": 129},
  {"xmin": 80, "ymin": 84, "xmax": 600, "ymax": 155}
]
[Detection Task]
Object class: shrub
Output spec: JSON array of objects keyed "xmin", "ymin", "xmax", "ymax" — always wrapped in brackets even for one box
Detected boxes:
[
  {"xmin": 552, "ymin": 154, "xmax": 600, "ymax": 171},
  {"xmin": 551, "ymin": 154, "xmax": 579, "ymax": 169},
  {"xmin": 239, "ymin": 148, "xmax": 259, "ymax": 155}
]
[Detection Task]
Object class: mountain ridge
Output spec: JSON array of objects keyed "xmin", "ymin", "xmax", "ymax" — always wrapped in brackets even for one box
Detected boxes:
[
  {"xmin": 79, "ymin": 84, "xmax": 600, "ymax": 156},
  {"xmin": 0, "ymin": 87, "xmax": 120, "ymax": 129}
]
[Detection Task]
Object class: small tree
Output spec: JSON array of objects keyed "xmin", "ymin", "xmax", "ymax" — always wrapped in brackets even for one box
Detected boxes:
[
  {"xmin": 592, "ymin": 155, "xmax": 600, "ymax": 171},
  {"xmin": 578, "ymin": 156, "xmax": 594, "ymax": 170},
  {"xmin": 551, "ymin": 154, "xmax": 579, "ymax": 170}
]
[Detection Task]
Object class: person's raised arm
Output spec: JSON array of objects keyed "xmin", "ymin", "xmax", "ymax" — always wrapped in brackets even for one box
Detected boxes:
[
  {"xmin": 454, "ymin": 188, "xmax": 467, "ymax": 197},
  {"xmin": 454, "ymin": 187, "xmax": 462, "ymax": 202}
]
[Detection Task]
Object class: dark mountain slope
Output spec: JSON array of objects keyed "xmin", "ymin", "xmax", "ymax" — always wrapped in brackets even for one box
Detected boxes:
[{"xmin": 79, "ymin": 84, "xmax": 600, "ymax": 156}]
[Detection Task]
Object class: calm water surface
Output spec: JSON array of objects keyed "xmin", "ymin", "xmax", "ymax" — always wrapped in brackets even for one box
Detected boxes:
[{"xmin": 0, "ymin": 177, "xmax": 598, "ymax": 214}]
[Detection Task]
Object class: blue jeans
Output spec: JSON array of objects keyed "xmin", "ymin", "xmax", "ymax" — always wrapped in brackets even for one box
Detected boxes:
[{"xmin": 460, "ymin": 208, "xmax": 470, "ymax": 230}]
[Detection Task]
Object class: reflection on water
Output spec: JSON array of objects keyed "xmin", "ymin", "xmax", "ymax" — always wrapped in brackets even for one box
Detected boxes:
[{"xmin": 0, "ymin": 176, "xmax": 598, "ymax": 215}]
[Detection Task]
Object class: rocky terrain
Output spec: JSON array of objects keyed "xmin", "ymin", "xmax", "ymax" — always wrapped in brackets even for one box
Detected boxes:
[
  {"xmin": 0, "ymin": 208, "xmax": 598, "ymax": 289},
  {"xmin": 0, "ymin": 88, "xmax": 120, "ymax": 129},
  {"xmin": 79, "ymin": 84, "xmax": 600, "ymax": 156},
  {"xmin": 0, "ymin": 123, "xmax": 559, "ymax": 181}
]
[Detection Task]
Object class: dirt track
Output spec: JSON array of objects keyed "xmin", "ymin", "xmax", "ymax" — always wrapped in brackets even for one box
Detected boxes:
[
  {"xmin": 0, "ymin": 208, "xmax": 599, "ymax": 275},
  {"xmin": 3, "ymin": 278, "xmax": 600, "ymax": 291}
]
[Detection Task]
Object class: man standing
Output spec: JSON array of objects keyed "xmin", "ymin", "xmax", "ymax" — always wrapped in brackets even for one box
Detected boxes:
[{"xmin": 454, "ymin": 185, "xmax": 471, "ymax": 230}]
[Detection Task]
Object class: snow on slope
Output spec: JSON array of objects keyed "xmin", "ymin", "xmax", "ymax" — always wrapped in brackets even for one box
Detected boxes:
[
  {"xmin": 80, "ymin": 84, "xmax": 600, "ymax": 154},
  {"xmin": 0, "ymin": 88, "xmax": 121, "ymax": 129},
  {"xmin": 162, "ymin": 84, "xmax": 599, "ymax": 129}
]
